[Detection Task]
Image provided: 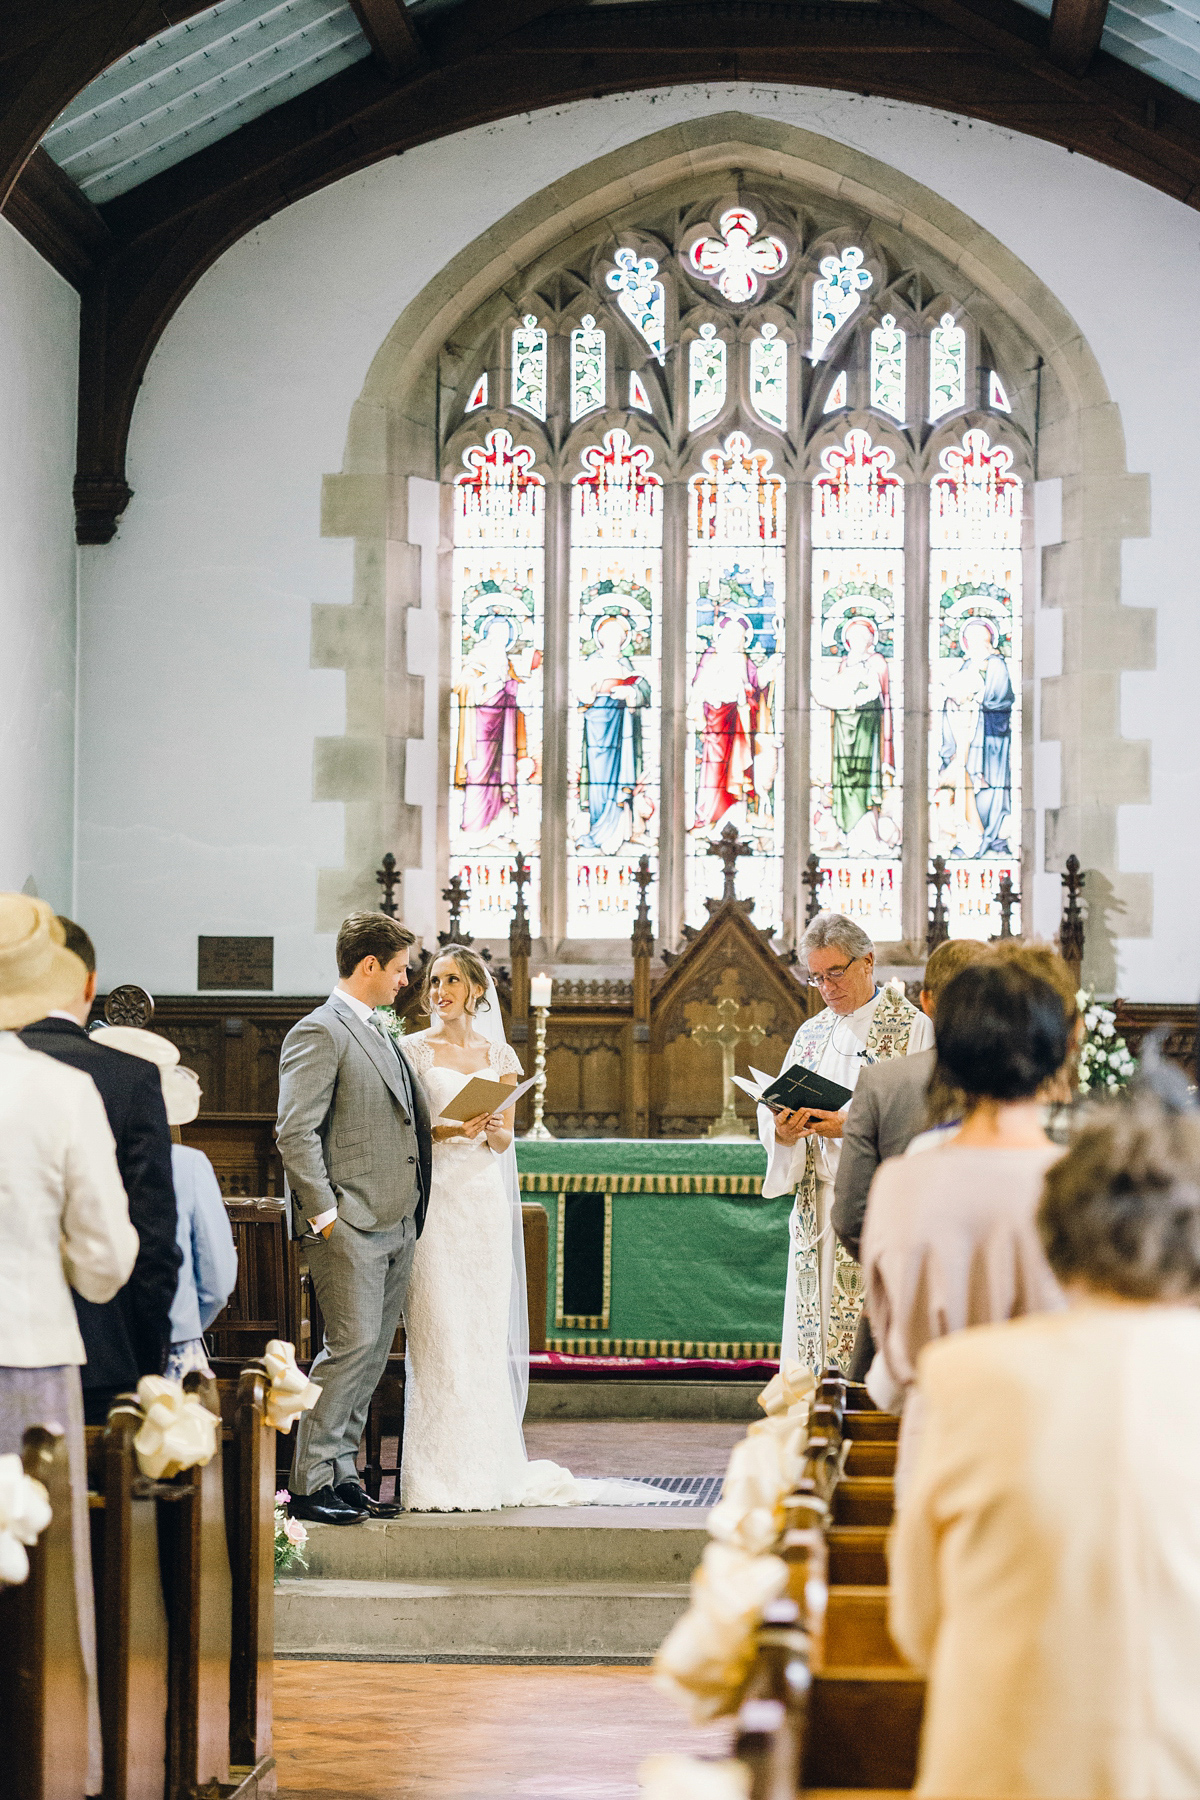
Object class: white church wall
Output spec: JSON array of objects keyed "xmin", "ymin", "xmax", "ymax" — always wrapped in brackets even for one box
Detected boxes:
[
  {"xmin": 0, "ymin": 218, "xmax": 79, "ymax": 916},
  {"xmin": 75, "ymin": 83, "xmax": 1192, "ymax": 997}
]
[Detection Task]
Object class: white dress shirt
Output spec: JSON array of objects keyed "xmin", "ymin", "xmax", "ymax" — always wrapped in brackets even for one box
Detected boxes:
[{"xmin": 0, "ymin": 1032, "xmax": 139, "ymax": 1366}]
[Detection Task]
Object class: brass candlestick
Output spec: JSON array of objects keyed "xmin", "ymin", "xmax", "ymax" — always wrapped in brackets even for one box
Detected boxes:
[{"xmin": 526, "ymin": 1004, "xmax": 555, "ymax": 1140}]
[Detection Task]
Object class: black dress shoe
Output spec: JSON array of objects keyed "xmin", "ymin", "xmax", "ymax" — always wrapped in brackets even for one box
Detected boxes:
[
  {"xmin": 335, "ymin": 1481, "xmax": 402, "ymax": 1519},
  {"xmin": 289, "ymin": 1485, "xmax": 366, "ymax": 1525}
]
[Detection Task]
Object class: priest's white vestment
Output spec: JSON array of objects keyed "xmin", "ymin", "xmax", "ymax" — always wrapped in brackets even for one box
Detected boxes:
[{"xmin": 758, "ymin": 983, "xmax": 933, "ymax": 1373}]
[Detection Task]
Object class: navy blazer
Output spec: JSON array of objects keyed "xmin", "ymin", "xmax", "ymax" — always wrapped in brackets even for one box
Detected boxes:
[{"xmin": 20, "ymin": 1016, "xmax": 181, "ymax": 1391}]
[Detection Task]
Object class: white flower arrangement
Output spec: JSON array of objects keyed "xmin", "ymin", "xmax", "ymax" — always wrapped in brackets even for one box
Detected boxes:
[
  {"xmin": 1076, "ymin": 988, "xmax": 1138, "ymax": 1095},
  {"xmin": 274, "ymin": 1490, "xmax": 309, "ymax": 1575},
  {"xmin": 0, "ymin": 1454, "xmax": 52, "ymax": 1587}
]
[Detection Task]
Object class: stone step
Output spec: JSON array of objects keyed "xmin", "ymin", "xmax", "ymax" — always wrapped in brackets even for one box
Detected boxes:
[
  {"xmin": 803, "ymin": 1667, "xmax": 926, "ymax": 1789},
  {"xmin": 526, "ymin": 1379, "xmax": 762, "ymax": 1422},
  {"xmin": 292, "ymin": 1508, "xmax": 709, "ymax": 1585},
  {"xmin": 832, "ymin": 1477, "xmax": 894, "ymax": 1528},
  {"xmin": 275, "ymin": 1575, "xmax": 690, "ymax": 1663},
  {"xmin": 825, "ymin": 1587, "xmax": 908, "ymax": 1669}
]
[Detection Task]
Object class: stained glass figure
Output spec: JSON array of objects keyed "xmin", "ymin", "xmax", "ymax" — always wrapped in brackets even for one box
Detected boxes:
[
  {"xmin": 929, "ymin": 312, "xmax": 966, "ymax": 421},
  {"xmin": 823, "ymin": 371, "xmax": 848, "ymax": 413},
  {"xmin": 466, "ymin": 373, "xmax": 487, "ymax": 411},
  {"xmin": 686, "ymin": 432, "xmax": 785, "ymax": 927},
  {"xmin": 688, "ymin": 207, "xmax": 788, "ymax": 305},
  {"xmin": 607, "ymin": 249, "xmax": 667, "ymax": 365},
  {"xmin": 928, "ymin": 428, "xmax": 1022, "ymax": 938},
  {"xmin": 629, "ymin": 370, "xmax": 653, "ymax": 413},
  {"xmin": 688, "ymin": 323, "xmax": 726, "ymax": 431},
  {"xmin": 571, "ymin": 314, "xmax": 606, "ymax": 422},
  {"xmin": 988, "ymin": 370, "xmax": 1012, "ymax": 413},
  {"xmin": 567, "ymin": 430, "xmax": 663, "ymax": 936},
  {"xmin": 750, "ymin": 322, "xmax": 787, "ymax": 430},
  {"xmin": 512, "ymin": 315, "xmax": 547, "ymax": 420},
  {"xmin": 450, "ymin": 429, "xmax": 545, "ymax": 933},
  {"xmin": 810, "ymin": 428, "xmax": 905, "ymax": 936},
  {"xmin": 811, "ymin": 248, "xmax": 873, "ymax": 362},
  {"xmin": 870, "ymin": 315, "xmax": 906, "ymax": 423}
]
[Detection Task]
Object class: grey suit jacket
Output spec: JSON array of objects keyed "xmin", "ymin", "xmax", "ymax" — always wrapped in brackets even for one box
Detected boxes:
[
  {"xmin": 276, "ymin": 995, "xmax": 432, "ymax": 1237},
  {"xmin": 831, "ymin": 1047, "xmax": 936, "ymax": 1260}
]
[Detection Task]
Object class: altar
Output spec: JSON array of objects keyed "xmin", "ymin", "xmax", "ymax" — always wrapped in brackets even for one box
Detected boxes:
[{"xmin": 516, "ymin": 1138, "xmax": 788, "ymax": 1359}]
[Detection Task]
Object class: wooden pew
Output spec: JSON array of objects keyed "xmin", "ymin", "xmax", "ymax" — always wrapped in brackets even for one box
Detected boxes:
[
  {"xmin": 225, "ymin": 1364, "xmax": 277, "ymax": 1788},
  {"xmin": 0, "ymin": 1425, "xmax": 90, "ymax": 1800},
  {"xmin": 86, "ymin": 1403, "xmax": 170, "ymax": 1800}
]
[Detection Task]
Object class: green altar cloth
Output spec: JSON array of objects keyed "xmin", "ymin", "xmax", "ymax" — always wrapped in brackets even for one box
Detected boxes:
[{"xmin": 516, "ymin": 1138, "xmax": 788, "ymax": 1359}]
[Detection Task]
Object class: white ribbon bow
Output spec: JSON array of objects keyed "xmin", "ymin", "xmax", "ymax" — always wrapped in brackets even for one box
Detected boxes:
[
  {"xmin": 133, "ymin": 1376, "xmax": 219, "ymax": 1479},
  {"xmin": 263, "ymin": 1340, "xmax": 321, "ymax": 1434},
  {"xmin": 638, "ymin": 1754, "xmax": 751, "ymax": 1800},
  {"xmin": 653, "ymin": 1541, "xmax": 789, "ymax": 1722},
  {"xmin": 0, "ymin": 1453, "xmax": 52, "ymax": 1587}
]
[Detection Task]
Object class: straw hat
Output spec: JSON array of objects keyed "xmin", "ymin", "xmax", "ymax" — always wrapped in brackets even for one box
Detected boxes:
[
  {"xmin": 90, "ymin": 1025, "xmax": 202, "ymax": 1126},
  {"xmin": 0, "ymin": 894, "xmax": 88, "ymax": 1030}
]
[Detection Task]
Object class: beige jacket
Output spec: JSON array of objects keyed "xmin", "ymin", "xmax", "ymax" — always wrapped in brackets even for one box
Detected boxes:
[
  {"xmin": 890, "ymin": 1306, "xmax": 1200, "ymax": 1798},
  {"xmin": 0, "ymin": 1033, "xmax": 139, "ymax": 1366}
]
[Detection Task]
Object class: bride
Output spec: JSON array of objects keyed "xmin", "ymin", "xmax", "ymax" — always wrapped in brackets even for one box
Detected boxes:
[{"xmin": 400, "ymin": 944, "xmax": 651, "ymax": 1511}]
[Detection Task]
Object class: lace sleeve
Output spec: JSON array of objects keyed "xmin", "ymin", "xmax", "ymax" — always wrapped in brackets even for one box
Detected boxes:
[
  {"xmin": 403, "ymin": 1031, "xmax": 434, "ymax": 1074},
  {"xmin": 490, "ymin": 1039, "xmax": 524, "ymax": 1078}
]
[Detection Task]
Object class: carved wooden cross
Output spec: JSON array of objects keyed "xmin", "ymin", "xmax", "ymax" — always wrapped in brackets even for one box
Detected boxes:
[
  {"xmin": 631, "ymin": 853, "xmax": 654, "ymax": 954},
  {"xmin": 375, "ymin": 851, "xmax": 400, "ymax": 919},
  {"xmin": 927, "ymin": 855, "xmax": 950, "ymax": 953},
  {"xmin": 802, "ymin": 852, "xmax": 827, "ymax": 927},
  {"xmin": 691, "ymin": 995, "xmax": 766, "ymax": 1139},
  {"xmin": 707, "ymin": 822, "xmax": 754, "ymax": 908},
  {"xmin": 992, "ymin": 871, "xmax": 1020, "ymax": 940}
]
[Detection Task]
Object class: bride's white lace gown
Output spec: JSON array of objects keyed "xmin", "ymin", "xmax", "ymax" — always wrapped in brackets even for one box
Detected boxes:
[{"xmin": 401, "ymin": 1031, "xmax": 649, "ymax": 1512}]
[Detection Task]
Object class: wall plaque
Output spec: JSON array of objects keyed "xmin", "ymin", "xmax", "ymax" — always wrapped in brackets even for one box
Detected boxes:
[{"xmin": 198, "ymin": 936, "xmax": 274, "ymax": 991}]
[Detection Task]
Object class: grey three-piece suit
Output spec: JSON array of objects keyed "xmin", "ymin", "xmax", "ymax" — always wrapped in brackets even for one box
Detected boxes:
[
  {"xmin": 831, "ymin": 1046, "xmax": 936, "ymax": 1380},
  {"xmin": 276, "ymin": 993, "xmax": 432, "ymax": 1495}
]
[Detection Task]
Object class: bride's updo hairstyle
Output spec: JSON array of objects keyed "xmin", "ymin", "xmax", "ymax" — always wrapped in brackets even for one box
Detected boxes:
[{"xmin": 421, "ymin": 943, "xmax": 492, "ymax": 1017}]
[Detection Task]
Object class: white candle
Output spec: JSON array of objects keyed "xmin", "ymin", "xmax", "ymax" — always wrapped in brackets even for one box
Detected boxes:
[{"xmin": 530, "ymin": 972, "xmax": 553, "ymax": 1009}]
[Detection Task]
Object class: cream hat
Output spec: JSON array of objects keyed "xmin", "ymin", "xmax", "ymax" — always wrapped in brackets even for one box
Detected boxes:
[
  {"xmin": 90, "ymin": 1025, "xmax": 203, "ymax": 1127},
  {"xmin": 0, "ymin": 894, "xmax": 88, "ymax": 1030}
]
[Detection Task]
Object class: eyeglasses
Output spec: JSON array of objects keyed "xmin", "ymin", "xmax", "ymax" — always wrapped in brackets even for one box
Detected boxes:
[{"xmin": 807, "ymin": 957, "xmax": 860, "ymax": 989}]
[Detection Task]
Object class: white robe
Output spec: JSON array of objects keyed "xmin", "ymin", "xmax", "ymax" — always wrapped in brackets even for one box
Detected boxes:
[{"xmin": 758, "ymin": 987, "xmax": 934, "ymax": 1368}]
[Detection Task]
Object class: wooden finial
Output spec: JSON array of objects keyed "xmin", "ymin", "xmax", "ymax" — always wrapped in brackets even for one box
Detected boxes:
[
  {"xmin": 992, "ymin": 871, "xmax": 1020, "ymax": 940},
  {"xmin": 801, "ymin": 852, "xmax": 827, "ymax": 927},
  {"xmin": 926, "ymin": 855, "xmax": 950, "ymax": 953},
  {"xmin": 631, "ymin": 854, "xmax": 654, "ymax": 956},
  {"xmin": 706, "ymin": 822, "xmax": 754, "ymax": 913},
  {"xmin": 375, "ymin": 851, "xmax": 400, "ymax": 919},
  {"xmin": 438, "ymin": 873, "xmax": 473, "ymax": 948},
  {"xmin": 1059, "ymin": 854, "xmax": 1085, "ymax": 976},
  {"xmin": 508, "ymin": 852, "xmax": 532, "ymax": 960}
]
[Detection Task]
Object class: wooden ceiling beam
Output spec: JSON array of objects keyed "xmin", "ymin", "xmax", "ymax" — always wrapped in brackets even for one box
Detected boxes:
[
  {"xmin": 347, "ymin": 0, "xmax": 426, "ymax": 76},
  {"xmin": 38, "ymin": 0, "xmax": 1200, "ymax": 542},
  {"xmin": 1048, "ymin": 0, "xmax": 1111, "ymax": 73}
]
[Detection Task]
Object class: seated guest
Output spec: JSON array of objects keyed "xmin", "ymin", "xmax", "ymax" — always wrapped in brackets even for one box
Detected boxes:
[
  {"xmin": 832, "ymin": 938, "xmax": 990, "ymax": 1377},
  {"xmin": 91, "ymin": 1026, "xmax": 237, "ymax": 1381},
  {"xmin": 890, "ymin": 1091, "xmax": 1200, "ymax": 1798},
  {"xmin": 21, "ymin": 918, "xmax": 181, "ymax": 1423},
  {"xmin": 860, "ymin": 959, "xmax": 1068, "ymax": 1495},
  {"xmin": 0, "ymin": 894, "xmax": 139, "ymax": 1796}
]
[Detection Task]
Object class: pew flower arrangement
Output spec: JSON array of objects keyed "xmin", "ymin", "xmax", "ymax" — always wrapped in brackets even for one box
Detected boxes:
[
  {"xmin": 133, "ymin": 1376, "xmax": 220, "ymax": 1479},
  {"xmin": 0, "ymin": 1453, "xmax": 52, "ymax": 1587},
  {"xmin": 274, "ymin": 1491, "xmax": 309, "ymax": 1574},
  {"xmin": 1076, "ymin": 989, "xmax": 1137, "ymax": 1095},
  {"xmin": 637, "ymin": 1753, "xmax": 751, "ymax": 1800},
  {"xmin": 262, "ymin": 1339, "xmax": 321, "ymax": 1434}
]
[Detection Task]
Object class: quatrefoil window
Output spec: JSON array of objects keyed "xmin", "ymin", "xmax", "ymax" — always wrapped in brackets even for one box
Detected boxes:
[{"xmin": 687, "ymin": 207, "xmax": 788, "ymax": 305}]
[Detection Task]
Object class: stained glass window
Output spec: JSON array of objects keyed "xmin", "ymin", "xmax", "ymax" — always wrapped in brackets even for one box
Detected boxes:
[
  {"xmin": 928, "ymin": 428, "xmax": 1022, "ymax": 938},
  {"xmin": 607, "ymin": 249, "xmax": 667, "ymax": 364},
  {"xmin": 823, "ymin": 371, "xmax": 848, "ymax": 414},
  {"xmin": 811, "ymin": 248, "xmax": 872, "ymax": 361},
  {"xmin": 750, "ymin": 323, "xmax": 786, "ymax": 429},
  {"xmin": 512, "ymin": 315, "xmax": 547, "ymax": 420},
  {"xmin": 688, "ymin": 208, "xmax": 787, "ymax": 304},
  {"xmin": 466, "ymin": 373, "xmax": 487, "ymax": 411},
  {"xmin": 450, "ymin": 429, "xmax": 545, "ymax": 933},
  {"xmin": 567, "ymin": 430, "xmax": 663, "ymax": 936},
  {"xmin": 688, "ymin": 323, "xmax": 726, "ymax": 430},
  {"xmin": 929, "ymin": 313, "xmax": 966, "ymax": 421},
  {"xmin": 988, "ymin": 370, "xmax": 1012, "ymax": 413},
  {"xmin": 686, "ymin": 432, "xmax": 785, "ymax": 927},
  {"xmin": 810, "ymin": 428, "xmax": 905, "ymax": 935},
  {"xmin": 629, "ymin": 370, "xmax": 653, "ymax": 413},
  {"xmin": 571, "ymin": 314, "xmax": 606, "ymax": 422},
  {"xmin": 870, "ymin": 315, "xmax": 906, "ymax": 422}
]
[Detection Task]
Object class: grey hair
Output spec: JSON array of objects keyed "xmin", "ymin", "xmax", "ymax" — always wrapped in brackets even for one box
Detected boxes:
[
  {"xmin": 799, "ymin": 911, "xmax": 875, "ymax": 972},
  {"xmin": 1039, "ymin": 1094, "xmax": 1200, "ymax": 1301}
]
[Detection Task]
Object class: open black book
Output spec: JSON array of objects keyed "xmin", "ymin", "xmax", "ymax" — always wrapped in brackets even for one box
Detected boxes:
[{"xmin": 731, "ymin": 1062, "xmax": 854, "ymax": 1115}]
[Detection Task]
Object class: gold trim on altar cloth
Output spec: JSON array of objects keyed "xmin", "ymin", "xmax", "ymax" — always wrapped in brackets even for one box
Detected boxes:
[
  {"xmin": 522, "ymin": 1173, "xmax": 765, "ymax": 1196},
  {"xmin": 546, "ymin": 1337, "xmax": 781, "ymax": 1359}
]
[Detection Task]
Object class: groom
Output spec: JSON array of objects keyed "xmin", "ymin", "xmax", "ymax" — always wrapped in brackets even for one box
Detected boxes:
[{"xmin": 277, "ymin": 912, "xmax": 432, "ymax": 1524}]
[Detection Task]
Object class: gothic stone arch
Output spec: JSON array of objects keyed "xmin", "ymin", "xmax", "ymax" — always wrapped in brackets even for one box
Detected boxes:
[{"xmin": 317, "ymin": 109, "xmax": 1152, "ymax": 982}]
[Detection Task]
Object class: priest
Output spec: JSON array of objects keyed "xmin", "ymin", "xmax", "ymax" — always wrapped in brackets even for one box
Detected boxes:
[{"xmin": 758, "ymin": 911, "xmax": 932, "ymax": 1373}]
